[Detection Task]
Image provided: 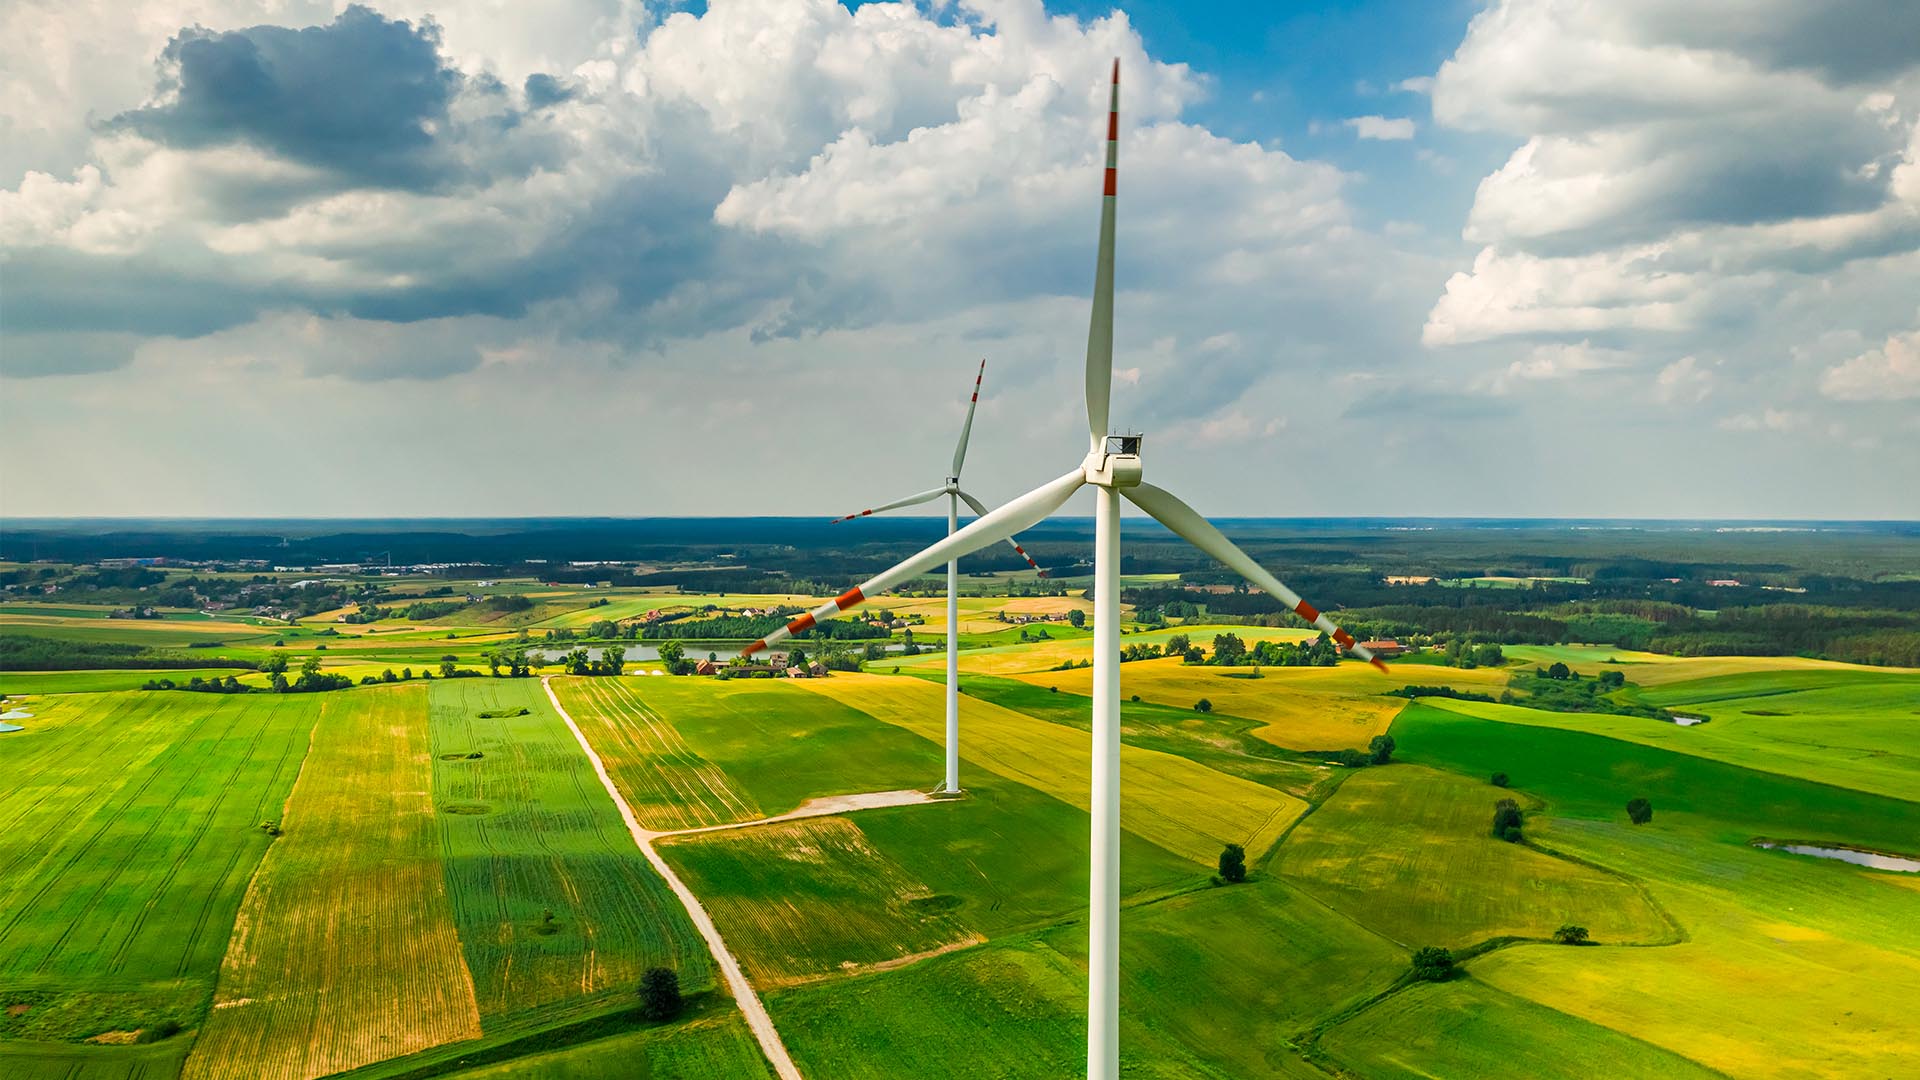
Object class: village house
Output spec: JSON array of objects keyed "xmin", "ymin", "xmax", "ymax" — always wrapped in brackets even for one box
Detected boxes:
[{"xmin": 1357, "ymin": 639, "xmax": 1409, "ymax": 659}]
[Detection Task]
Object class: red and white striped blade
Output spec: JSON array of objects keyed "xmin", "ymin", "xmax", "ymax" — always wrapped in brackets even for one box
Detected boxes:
[
  {"xmin": 745, "ymin": 470, "xmax": 1087, "ymax": 658},
  {"xmin": 956, "ymin": 488, "xmax": 1045, "ymax": 575},
  {"xmin": 952, "ymin": 358, "xmax": 986, "ymax": 478},
  {"xmin": 1084, "ymin": 58, "xmax": 1119, "ymax": 448},
  {"xmin": 1122, "ymin": 482, "xmax": 1387, "ymax": 672},
  {"xmin": 826, "ymin": 484, "xmax": 947, "ymax": 524}
]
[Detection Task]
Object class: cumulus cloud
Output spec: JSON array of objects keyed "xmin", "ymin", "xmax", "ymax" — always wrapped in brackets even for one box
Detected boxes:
[
  {"xmin": 1653, "ymin": 355, "xmax": 1715, "ymax": 404},
  {"xmin": 1717, "ymin": 408, "xmax": 1806, "ymax": 432},
  {"xmin": 1344, "ymin": 115, "xmax": 1415, "ymax": 140},
  {"xmin": 1822, "ymin": 329, "xmax": 1920, "ymax": 400}
]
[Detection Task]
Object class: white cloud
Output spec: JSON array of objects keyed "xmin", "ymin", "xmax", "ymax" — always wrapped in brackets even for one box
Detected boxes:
[
  {"xmin": 1717, "ymin": 408, "xmax": 1806, "ymax": 432},
  {"xmin": 1654, "ymin": 355, "xmax": 1715, "ymax": 404},
  {"xmin": 1822, "ymin": 329, "xmax": 1920, "ymax": 400},
  {"xmin": 1490, "ymin": 340, "xmax": 1620, "ymax": 392},
  {"xmin": 1394, "ymin": 76, "xmax": 1435, "ymax": 95},
  {"xmin": 1344, "ymin": 115, "xmax": 1416, "ymax": 141}
]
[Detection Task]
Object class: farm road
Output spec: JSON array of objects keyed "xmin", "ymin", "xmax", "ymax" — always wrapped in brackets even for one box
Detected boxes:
[{"xmin": 544, "ymin": 676, "xmax": 934, "ymax": 1080}]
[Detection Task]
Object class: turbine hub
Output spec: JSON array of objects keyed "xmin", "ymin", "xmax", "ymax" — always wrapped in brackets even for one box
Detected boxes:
[{"xmin": 1082, "ymin": 435, "xmax": 1144, "ymax": 489}]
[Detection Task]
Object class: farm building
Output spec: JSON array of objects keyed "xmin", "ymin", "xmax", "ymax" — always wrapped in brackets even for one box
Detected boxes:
[{"xmin": 1357, "ymin": 639, "xmax": 1409, "ymax": 658}]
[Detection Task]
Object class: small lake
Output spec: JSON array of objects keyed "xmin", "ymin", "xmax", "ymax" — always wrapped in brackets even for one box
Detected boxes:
[{"xmin": 1752, "ymin": 841, "xmax": 1920, "ymax": 873}]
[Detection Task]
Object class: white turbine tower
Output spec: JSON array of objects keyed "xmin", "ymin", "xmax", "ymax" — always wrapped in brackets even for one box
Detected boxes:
[
  {"xmin": 743, "ymin": 59, "xmax": 1387, "ymax": 1078},
  {"xmin": 823, "ymin": 360, "xmax": 1045, "ymax": 794}
]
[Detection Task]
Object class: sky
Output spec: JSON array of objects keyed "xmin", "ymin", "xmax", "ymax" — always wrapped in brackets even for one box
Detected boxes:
[{"xmin": 2, "ymin": 0, "xmax": 1917, "ymax": 520}]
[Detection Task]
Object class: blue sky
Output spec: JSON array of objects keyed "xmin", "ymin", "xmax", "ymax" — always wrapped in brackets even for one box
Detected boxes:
[{"xmin": 1, "ymin": 1, "xmax": 1916, "ymax": 519}]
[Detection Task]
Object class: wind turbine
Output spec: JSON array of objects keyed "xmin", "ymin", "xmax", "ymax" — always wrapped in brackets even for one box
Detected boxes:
[
  {"xmin": 744, "ymin": 59, "xmax": 1386, "ymax": 1078},
  {"xmin": 825, "ymin": 360, "xmax": 1045, "ymax": 794}
]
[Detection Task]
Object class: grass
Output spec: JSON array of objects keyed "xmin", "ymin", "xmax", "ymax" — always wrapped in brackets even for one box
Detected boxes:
[
  {"xmin": 0, "ymin": 669, "xmax": 255, "ymax": 695},
  {"xmin": 659, "ymin": 816, "xmax": 981, "ymax": 987},
  {"xmin": 0, "ymin": 692, "xmax": 319, "ymax": 1046},
  {"xmin": 1390, "ymin": 703, "xmax": 1920, "ymax": 1079},
  {"xmin": 427, "ymin": 680, "xmax": 712, "ymax": 1017},
  {"xmin": 806, "ymin": 673, "xmax": 1305, "ymax": 864},
  {"xmin": 0, "ymin": 615, "xmax": 275, "ymax": 648},
  {"xmin": 1013, "ymin": 655, "xmax": 1504, "ymax": 751},
  {"xmin": 184, "ymin": 685, "xmax": 484, "ymax": 1080},
  {"xmin": 431, "ymin": 1011, "xmax": 772, "ymax": 1078},
  {"xmin": 551, "ymin": 677, "xmax": 763, "ymax": 830},
  {"xmin": 1503, "ymin": 645, "xmax": 1918, "ymax": 686},
  {"xmin": 1276, "ymin": 766, "xmax": 1670, "ymax": 949},
  {"xmin": 1320, "ymin": 978, "xmax": 1723, "ymax": 1079},
  {"xmin": 1423, "ymin": 670, "xmax": 1920, "ymax": 801},
  {"xmin": 0, "ymin": 1038, "xmax": 190, "ymax": 1080}
]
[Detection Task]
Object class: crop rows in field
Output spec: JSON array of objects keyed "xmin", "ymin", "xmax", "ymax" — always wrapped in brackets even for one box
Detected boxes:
[
  {"xmin": 553, "ymin": 676, "xmax": 761, "ymax": 831},
  {"xmin": 0, "ymin": 692, "xmax": 319, "ymax": 1042},
  {"xmin": 184, "ymin": 685, "xmax": 482, "ymax": 1080},
  {"xmin": 428, "ymin": 679, "xmax": 712, "ymax": 1016}
]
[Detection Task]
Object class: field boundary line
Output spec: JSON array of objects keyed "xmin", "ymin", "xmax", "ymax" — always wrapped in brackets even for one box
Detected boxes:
[{"xmin": 543, "ymin": 676, "xmax": 804, "ymax": 1080}]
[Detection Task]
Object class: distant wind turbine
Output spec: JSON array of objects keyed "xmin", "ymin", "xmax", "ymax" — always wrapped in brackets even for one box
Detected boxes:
[
  {"xmin": 745, "ymin": 59, "xmax": 1387, "ymax": 1078},
  {"xmin": 824, "ymin": 360, "xmax": 1045, "ymax": 794}
]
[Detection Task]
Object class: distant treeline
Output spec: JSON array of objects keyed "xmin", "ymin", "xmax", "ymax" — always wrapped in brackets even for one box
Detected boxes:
[
  {"xmin": 638, "ymin": 613, "xmax": 888, "ymax": 640},
  {"xmin": 0, "ymin": 636, "xmax": 259, "ymax": 672}
]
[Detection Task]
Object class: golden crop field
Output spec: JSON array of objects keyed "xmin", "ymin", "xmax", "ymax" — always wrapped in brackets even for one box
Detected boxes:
[
  {"xmin": 1013, "ymin": 656, "xmax": 1507, "ymax": 750},
  {"xmin": 804, "ymin": 674, "xmax": 1304, "ymax": 863},
  {"xmin": 553, "ymin": 676, "xmax": 763, "ymax": 831},
  {"xmin": 889, "ymin": 624, "xmax": 1316, "ymax": 676},
  {"xmin": 183, "ymin": 685, "xmax": 482, "ymax": 1080},
  {"xmin": 1503, "ymin": 645, "xmax": 1919, "ymax": 687}
]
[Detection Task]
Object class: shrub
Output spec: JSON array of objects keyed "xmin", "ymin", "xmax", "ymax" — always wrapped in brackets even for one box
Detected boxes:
[
  {"xmin": 1335, "ymin": 748, "xmax": 1369, "ymax": 768},
  {"xmin": 639, "ymin": 967, "xmax": 683, "ymax": 1021},
  {"xmin": 1368, "ymin": 734, "xmax": 1396, "ymax": 765},
  {"xmin": 1492, "ymin": 798, "xmax": 1523, "ymax": 842},
  {"xmin": 136, "ymin": 1019, "xmax": 182, "ymax": 1043},
  {"xmin": 1491, "ymin": 772, "xmax": 1510, "ymax": 788},
  {"xmin": 1553, "ymin": 924, "xmax": 1590, "ymax": 945},
  {"xmin": 1626, "ymin": 797, "xmax": 1653, "ymax": 824},
  {"xmin": 1409, "ymin": 946, "xmax": 1455, "ymax": 982},
  {"xmin": 1218, "ymin": 843, "xmax": 1247, "ymax": 884},
  {"xmin": 1194, "ymin": 698, "xmax": 1212, "ymax": 713}
]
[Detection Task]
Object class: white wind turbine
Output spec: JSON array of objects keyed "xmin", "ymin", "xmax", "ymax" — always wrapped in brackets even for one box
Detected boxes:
[
  {"xmin": 743, "ymin": 59, "xmax": 1387, "ymax": 1078},
  {"xmin": 823, "ymin": 360, "xmax": 1045, "ymax": 794}
]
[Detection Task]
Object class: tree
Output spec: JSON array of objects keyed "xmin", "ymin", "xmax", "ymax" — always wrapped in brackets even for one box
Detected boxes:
[
  {"xmin": 1626, "ymin": 797, "xmax": 1653, "ymax": 824},
  {"xmin": 1368, "ymin": 734, "xmax": 1396, "ymax": 765},
  {"xmin": 638, "ymin": 967, "xmax": 683, "ymax": 1021},
  {"xmin": 1546, "ymin": 661, "xmax": 1573, "ymax": 680},
  {"xmin": 1210, "ymin": 632, "xmax": 1247, "ymax": 667},
  {"xmin": 1493, "ymin": 798, "xmax": 1524, "ymax": 842},
  {"xmin": 262, "ymin": 654, "xmax": 289, "ymax": 675},
  {"xmin": 1471, "ymin": 642, "xmax": 1505, "ymax": 667},
  {"xmin": 1194, "ymin": 698, "xmax": 1212, "ymax": 713},
  {"xmin": 1068, "ymin": 608, "xmax": 1086, "ymax": 628},
  {"xmin": 1597, "ymin": 669, "xmax": 1626, "ymax": 689},
  {"xmin": 1409, "ymin": 946, "xmax": 1455, "ymax": 982},
  {"xmin": 657, "ymin": 640, "xmax": 685, "ymax": 667},
  {"xmin": 1553, "ymin": 924, "xmax": 1590, "ymax": 945},
  {"xmin": 1218, "ymin": 843, "xmax": 1247, "ymax": 883},
  {"xmin": 599, "ymin": 647, "xmax": 626, "ymax": 676},
  {"xmin": 440, "ymin": 655, "xmax": 458, "ymax": 679},
  {"xmin": 787, "ymin": 647, "xmax": 808, "ymax": 670},
  {"xmin": 1163, "ymin": 633, "xmax": 1189, "ymax": 657},
  {"xmin": 300, "ymin": 656, "xmax": 323, "ymax": 679},
  {"xmin": 1491, "ymin": 772, "xmax": 1510, "ymax": 788}
]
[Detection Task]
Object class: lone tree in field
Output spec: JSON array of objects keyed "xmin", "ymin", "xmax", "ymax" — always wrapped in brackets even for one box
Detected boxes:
[
  {"xmin": 1218, "ymin": 843, "xmax": 1247, "ymax": 884},
  {"xmin": 1626, "ymin": 797, "xmax": 1654, "ymax": 824},
  {"xmin": 1409, "ymin": 946, "xmax": 1455, "ymax": 982},
  {"xmin": 1194, "ymin": 698, "xmax": 1213, "ymax": 713},
  {"xmin": 1553, "ymin": 924, "xmax": 1590, "ymax": 945},
  {"xmin": 1368, "ymin": 734, "xmax": 1396, "ymax": 765},
  {"xmin": 1491, "ymin": 772, "xmax": 1510, "ymax": 788},
  {"xmin": 1493, "ymin": 798, "xmax": 1524, "ymax": 842},
  {"xmin": 1068, "ymin": 608, "xmax": 1087, "ymax": 628},
  {"xmin": 639, "ymin": 967, "xmax": 682, "ymax": 1021}
]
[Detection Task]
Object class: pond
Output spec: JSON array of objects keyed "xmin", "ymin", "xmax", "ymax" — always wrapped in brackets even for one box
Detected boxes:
[{"xmin": 1751, "ymin": 841, "xmax": 1920, "ymax": 873}]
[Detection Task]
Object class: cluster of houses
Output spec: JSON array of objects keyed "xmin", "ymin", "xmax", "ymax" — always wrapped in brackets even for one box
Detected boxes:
[
  {"xmin": 689, "ymin": 654, "xmax": 831, "ymax": 679},
  {"xmin": 998, "ymin": 611, "xmax": 1076, "ymax": 625}
]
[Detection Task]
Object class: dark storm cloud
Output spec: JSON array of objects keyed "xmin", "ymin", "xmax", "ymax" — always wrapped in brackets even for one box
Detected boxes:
[
  {"xmin": 111, "ymin": 5, "xmax": 464, "ymax": 190},
  {"xmin": 1644, "ymin": 2, "xmax": 1920, "ymax": 85},
  {"xmin": 524, "ymin": 74, "xmax": 576, "ymax": 109}
]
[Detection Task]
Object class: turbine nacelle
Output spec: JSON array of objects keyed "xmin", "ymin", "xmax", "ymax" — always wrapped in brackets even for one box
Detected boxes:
[{"xmin": 1082, "ymin": 434, "xmax": 1144, "ymax": 489}]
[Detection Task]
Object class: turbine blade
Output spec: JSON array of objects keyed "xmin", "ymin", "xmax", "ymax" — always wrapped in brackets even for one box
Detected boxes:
[
  {"xmin": 747, "ymin": 470, "xmax": 1087, "ymax": 657},
  {"xmin": 951, "ymin": 358, "xmax": 986, "ymax": 477},
  {"xmin": 957, "ymin": 488, "xmax": 1046, "ymax": 575},
  {"xmin": 826, "ymin": 485, "xmax": 947, "ymax": 523},
  {"xmin": 1084, "ymin": 58, "xmax": 1119, "ymax": 449},
  {"xmin": 1122, "ymin": 482, "xmax": 1387, "ymax": 672}
]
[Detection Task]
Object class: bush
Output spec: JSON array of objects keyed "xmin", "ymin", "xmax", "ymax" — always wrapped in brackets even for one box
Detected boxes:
[
  {"xmin": 1553, "ymin": 924, "xmax": 1590, "ymax": 945},
  {"xmin": 1491, "ymin": 772, "xmax": 1510, "ymax": 787},
  {"xmin": 1409, "ymin": 946, "xmax": 1455, "ymax": 982},
  {"xmin": 1368, "ymin": 734, "xmax": 1395, "ymax": 765},
  {"xmin": 1335, "ymin": 748, "xmax": 1370, "ymax": 768},
  {"xmin": 1218, "ymin": 843, "xmax": 1247, "ymax": 884},
  {"xmin": 1626, "ymin": 797, "xmax": 1653, "ymax": 824},
  {"xmin": 1194, "ymin": 698, "xmax": 1212, "ymax": 713},
  {"xmin": 639, "ymin": 967, "xmax": 682, "ymax": 1021},
  {"xmin": 136, "ymin": 1019, "xmax": 182, "ymax": 1043},
  {"xmin": 1492, "ymin": 798, "xmax": 1523, "ymax": 842}
]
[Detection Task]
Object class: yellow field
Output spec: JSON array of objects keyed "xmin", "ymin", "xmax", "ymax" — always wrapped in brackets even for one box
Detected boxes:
[
  {"xmin": 803, "ymin": 674, "xmax": 1304, "ymax": 863},
  {"xmin": 891, "ymin": 624, "xmax": 1316, "ymax": 676},
  {"xmin": 1012, "ymin": 656, "xmax": 1506, "ymax": 750},
  {"xmin": 183, "ymin": 686, "xmax": 482, "ymax": 1080},
  {"xmin": 659, "ymin": 816, "xmax": 982, "ymax": 987},
  {"xmin": 553, "ymin": 676, "xmax": 763, "ymax": 831},
  {"xmin": 0, "ymin": 613, "xmax": 274, "ymax": 636},
  {"xmin": 886, "ymin": 594, "xmax": 1095, "ymax": 635},
  {"xmin": 1503, "ymin": 646, "xmax": 1919, "ymax": 687},
  {"xmin": 1278, "ymin": 767, "xmax": 1669, "ymax": 949}
]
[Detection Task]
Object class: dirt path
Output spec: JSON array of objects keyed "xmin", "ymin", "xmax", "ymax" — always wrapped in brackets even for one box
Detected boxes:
[{"xmin": 544, "ymin": 677, "xmax": 934, "ymax": 1080}]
